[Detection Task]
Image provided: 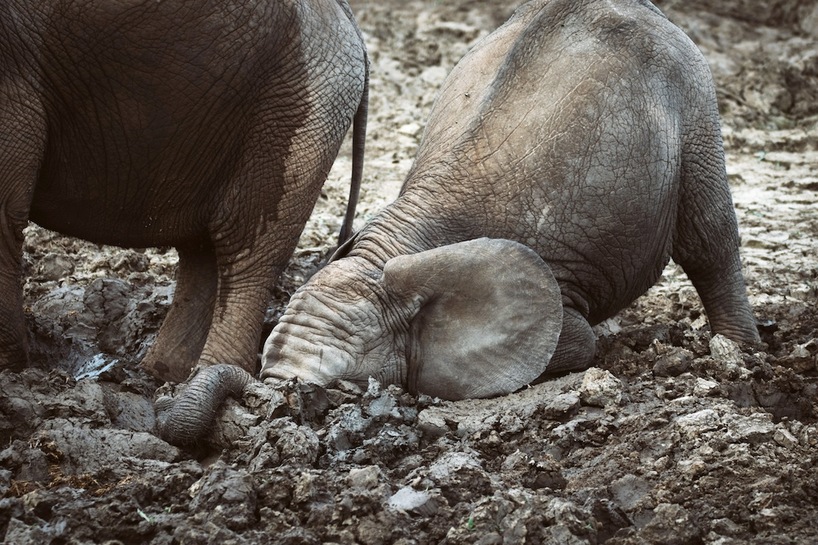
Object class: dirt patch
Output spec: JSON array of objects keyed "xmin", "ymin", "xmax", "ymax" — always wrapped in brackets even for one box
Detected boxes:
[{"xmin": 3, "ymin": 0, "xmax": 817, "ymax": 543}]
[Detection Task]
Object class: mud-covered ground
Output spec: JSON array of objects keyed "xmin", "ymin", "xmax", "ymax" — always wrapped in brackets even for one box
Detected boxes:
[{"xmin": 2, "ymin": 1, "xmax": 818, "ymax": 543}]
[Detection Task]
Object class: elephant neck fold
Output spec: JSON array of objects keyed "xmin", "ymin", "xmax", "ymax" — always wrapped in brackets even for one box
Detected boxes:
[{"xmin": 347, "ymin": 192, "xmax": 466, "ymax": 270}]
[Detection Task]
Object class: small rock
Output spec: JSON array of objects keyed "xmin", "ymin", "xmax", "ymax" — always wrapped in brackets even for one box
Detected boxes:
[
  {"xmin": 3, "ymin": 517, "xmax": 65, "ymax": 545},
  {"xmin": 242, "ymin": 381, "xmax": 286, "ymax": 414},
  {"xmin": 291, "ymin": 472, "xmax": 318, "ymax": 505},
  {"xmin": 594, "ymin": 317, "xmax": 623, "ymax": 336},
  {"xmin": 211, "ymin": 398, "xmax": 262, "ymax": 446},
  {"xmin": 676, "ymin": 409, "xmax": 721, "ymax": 437},
  {"xmin": 0, "ymin": 469, "xmax": 10, "ymax": 495},
  {"xmin": 641, "ymin": 503, "xmax": 701, "ymax": 545},
  {"xmin": 420, "ymin": 65, "xmax": 448, "ymax": 86},
  {"xmin": 677, "ymin": 458, "xmax": 707, "ymax": 477},
  {"xmin": 789, "ymin": 339, "xmax": 818, "ymax": 358},
  {"xmin": 347, "ymin": 465, "xmax": 381, "ymax": 490},
  {"xmin": 51, "ymin": 379, "xmax": 108, "ymax": 422},
  {"xmin": 773, "ymin": 428, "xmax": 798, "ymax": 449},
  {"xmin": 528, "ymin": 462, "xmax": 567, "ymax": 491},
  {"xmin": 397, "ymin": 122, "xmax": 422, "ymax": 137},
  {"xmin": 544, "ymin": 497, "xmax": 584, "ymax": 527},
  {"xmin": 84, "ymin": 278, "xmax": 131, "ymax": 323},
  {"xmin": 543, "ymin": 392, "xmax": 581, "ymax": 417},
  {"xmin": 474, "ymin": 532, "xmax": 503, "ymax": 545},
  {"xmin": 693, "ymin": 377, "xmax": 720, "ymax": 396},
  {"xmin": 189, "ymin": 462, "xmax": 257, "ymax": 531},
  {"xmin": 723, "ymin": 413, "xmax": 775, "ymax": 444},
  {"xmin": 272, "ymin": 420, "xmax": 321, "ymax": 465},
  {"xmin": 501, "ymin": 450, "xmax": 529, "ymax": 472},
  {"xmin": 709, "ymin": 334, "xmax": 743, "ymax": 364},
  {"xmin": 421, "ymin": 451, "xmax": 491, "ymax": 504},
  {"xmin": 800, "ymin": 425, "xmax": 818, "ymax": 448},
  {"xmin": 456, "ymin": 412, "xmax": 499, "ymax": 437},
  {"xmin": 388, "ymin": 486, "xmax": 434, "ymax": 513},
  {"xmin": 417, "ymin": 409, "xmax": 449, "ymax": 438},
  {"xmin": 783, "ymin": 339, "xmax": 818, "ymax": 373},
  {"xmin": 36, "ymin": 253, "xmax": 75, "ymax": 281},
  {"xmin": 609, "ymin": 474, "xmax": 652, "ymax": 511},
  {"xmin": 653, "ymin": 347, "xmax": 694, "ymax": 377},
  {"xmin": 367, "ymin": 391, "xmax": 397, "ymax": 418},
  {"xmin": 579, "ymin": 368, "xmax": 622, "ymax": 407},
  {"xmin": 365, "ymin": 376, "xmax": 382, "ymax": 397},
  {"xmin": 710, "ymin": 517, "xmax": 743, "ymax": 537}
]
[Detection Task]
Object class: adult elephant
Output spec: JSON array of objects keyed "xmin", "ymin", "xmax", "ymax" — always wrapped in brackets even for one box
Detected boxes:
[
  {"xmin": 0, "ymin": 0, "xmax": 368, "ymax": 383},
  {"xmin": 157, "ymin": 0, "xmax": 761, "ymax": 445}
]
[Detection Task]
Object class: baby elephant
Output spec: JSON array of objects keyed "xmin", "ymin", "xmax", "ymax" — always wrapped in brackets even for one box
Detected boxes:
[
  {"xmin": 158, "ymin": 0, "xmax": 759, "ymax": 443},
  {"xmin": 0, "ymin": 0, "xmax": 368, "ymax": 383}
]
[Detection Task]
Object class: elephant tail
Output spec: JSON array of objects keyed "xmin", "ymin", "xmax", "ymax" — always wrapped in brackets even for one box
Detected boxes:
[
  {"xmin": 155, "ymin": 364, "xmax": 256, "ymax": 446},
  {"xmin": 338, "ymin": 56, "xmax": 369, "ymax": 245}
]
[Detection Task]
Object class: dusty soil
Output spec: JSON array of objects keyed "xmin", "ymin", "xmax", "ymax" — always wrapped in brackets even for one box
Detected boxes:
[{"xmin": 2, "ymin": 0, "xmax": 818, "ymax": 543}]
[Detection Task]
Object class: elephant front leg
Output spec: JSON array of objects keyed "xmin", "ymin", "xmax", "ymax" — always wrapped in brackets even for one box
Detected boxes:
[
  {"xmin": 194, "ymin": 239, "xmax": 283, "ymax": 379},
  {"xmin": 152, "ymin": 227, "xmax": 286, "ymax": 444},
  {"xmin": 140, "ymin": 245, "xmax": 217, "ymax": 383},
  {"xmin": 536, "ymin": 307, "xmax": 597, "ymax": 378}
]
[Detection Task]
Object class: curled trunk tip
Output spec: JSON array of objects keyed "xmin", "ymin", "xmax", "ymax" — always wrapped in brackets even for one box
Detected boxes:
[{"xmin": 155, "ymin": 363, "xmax": 256, "ymax": 446}]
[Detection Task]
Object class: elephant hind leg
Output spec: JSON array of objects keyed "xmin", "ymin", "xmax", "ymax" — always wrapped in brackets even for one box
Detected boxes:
[
  {"xmin": 673, "ymin": 122, "xmax": 760, "ymax": 346},
  {"xmin": 0, "ymin": 87, "xmax": 45, "ymax": 370},
  {"xmin": 140, "ymin": 244, "xmax": 217, "ymax": 383},
  {"xmin": 0, "ymin": 199, "xmax": 29, "ymax": 371},
  {"xmin": 674, "ymin": 230, "xmax": 760, "ymax": 346}
]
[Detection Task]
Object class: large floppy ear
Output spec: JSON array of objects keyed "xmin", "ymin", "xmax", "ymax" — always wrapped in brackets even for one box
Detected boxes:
[{"xmin": 382, "ymin": 238, "xmax": 563, "ymax": 400}]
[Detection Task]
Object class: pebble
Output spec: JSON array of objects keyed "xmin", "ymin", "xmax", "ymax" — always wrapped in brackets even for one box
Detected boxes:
[
  {"xmin": 417, "ymin": 410, "xmax": 449, "ymax": 438},
  {"xmin": 693, "ymin": 377, "xmax": 720, "ymax": 396},
  {"xmin": 652, "ymin": 347, "xmax": 694, "ymax": 377},
  {"xmin": 388, "ymin": 486, "xmax": 433, "ymax": 512},
  {"xmin": 579, "ymin": 368, "xmax": 622, "ymax": 407},
  {"xmin": 676, "ymin": 409, "xmax": 721, "ymax": 436},
  {"xmin": 348, "ymin": 465, "xmax": 381, "ymax": 490},
  {"xmin": 609, "ymin": 474, "xmax": 652, "ymax": 510},
  {"xmin": 641, "ymin": 503, "xmax": 701, "ymax": 545},
  {"xmin": 709, "ymin": 335, "xmax": 744, "ymax": 363},
  {"xmin": 773, "ymin": 428, "xmax": 798, "ymax": 449},
  {"xmin": 723, "ymin": 413, "xmax": 775, "ymax": 444},
  {"xmin": 36, "ymin": 253, "xmax": 75, "ymax": 281}
]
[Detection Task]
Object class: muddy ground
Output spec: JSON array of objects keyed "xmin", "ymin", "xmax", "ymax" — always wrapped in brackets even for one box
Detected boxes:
[{"xmin": 2, "ymin": 0, "xmax": 818, "ymax": 543}]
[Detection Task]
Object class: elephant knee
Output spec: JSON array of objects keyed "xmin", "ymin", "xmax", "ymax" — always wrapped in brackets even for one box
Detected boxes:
[{"xmin": 540, "ymin": 308, "xmax": 596, "ymax": 376}]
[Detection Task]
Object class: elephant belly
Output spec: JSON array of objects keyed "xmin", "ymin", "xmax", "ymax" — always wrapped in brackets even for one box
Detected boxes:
[
  {"xmin": 539, "ymin": 224, "xmax": 674, "ymax": 326},
  {"xmin": 29, "ymin": 178, "xmax": 209, "ymax": 249}
]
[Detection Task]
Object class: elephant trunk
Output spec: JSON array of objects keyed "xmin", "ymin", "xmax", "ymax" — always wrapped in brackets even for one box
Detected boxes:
[{"xmin": 155, "ymin": 364, "xmax": 256, "ymax": 446}]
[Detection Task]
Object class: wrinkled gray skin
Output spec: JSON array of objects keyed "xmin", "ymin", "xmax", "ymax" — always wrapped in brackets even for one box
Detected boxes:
[
  {"xmin": 158, "ymin": 0, "xmax": 760, "ymax": 445},
  {"xmin": 0, "ymin": 0, "xmax": 368, "ymax": 384}
]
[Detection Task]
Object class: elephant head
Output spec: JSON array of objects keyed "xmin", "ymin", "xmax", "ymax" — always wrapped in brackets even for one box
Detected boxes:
[{"xmin": 263, "ymin": 238, "xmax": 563, "ymax": 399}]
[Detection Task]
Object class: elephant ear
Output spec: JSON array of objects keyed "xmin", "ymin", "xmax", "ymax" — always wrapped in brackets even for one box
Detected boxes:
[{"xmin": 382, "ymin": 238, "xmax": 563, "ymax": 400}]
